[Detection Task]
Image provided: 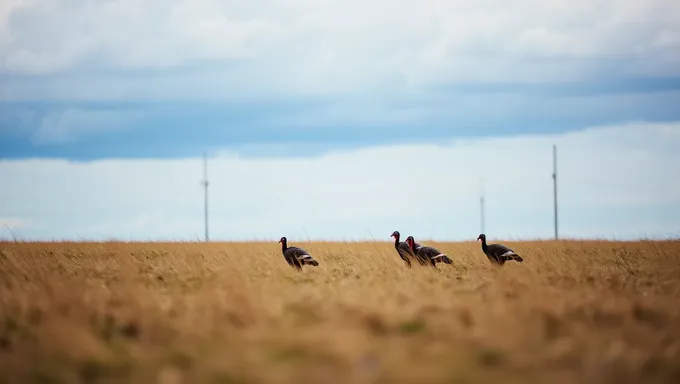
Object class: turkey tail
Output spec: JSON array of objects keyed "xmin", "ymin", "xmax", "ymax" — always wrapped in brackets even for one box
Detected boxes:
[
  {"xmin": 297, "ymin": 254, "xmax": 319, "ymax": 267},
  {"xmin": 432, "ymin": 253, "xmax": 453, "ymax": 264},
  {"xmin": 500, "ymin": 250, "xmax": 523, "ymax": 263},
  {"xmin": 305, "ymin": 258, "xmax": 319, "ymax": 266}
]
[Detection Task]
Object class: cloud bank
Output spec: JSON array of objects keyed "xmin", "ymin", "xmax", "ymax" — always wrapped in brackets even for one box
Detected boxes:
[
  {"xmin": 1, "ymin": 0, "xmax": 680, "ymax": 159},
  {"xmin": 1, "ymin": 121, "xmax": 679, "ymax": 242}
]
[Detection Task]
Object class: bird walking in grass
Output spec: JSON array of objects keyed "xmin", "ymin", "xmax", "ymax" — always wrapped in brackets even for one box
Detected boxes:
[
  {"xmin": 390, "ymin": 230, "xmax": 419, "ymax": 268},
  {"xmin": 406, "ymin": 236, "xmax": 453, "ymax": 267},
  {"xmin": 403, "ymin": 236, "xmax": 430, "ymax": 266},
  {"xmin": 477, "ymin": 234, "xmax": 524, "ymax": 265},
  {"xmin": 278, "ymin": 236, "xmax": 319, "ymax": 270}
]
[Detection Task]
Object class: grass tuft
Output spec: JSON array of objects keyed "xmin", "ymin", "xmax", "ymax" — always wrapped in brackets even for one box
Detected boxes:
[{"xmin": 399, "ymin": 319, "xmax": 426, "ymax": 334}]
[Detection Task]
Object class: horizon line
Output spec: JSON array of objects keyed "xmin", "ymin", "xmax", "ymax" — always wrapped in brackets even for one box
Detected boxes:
[{"xmin": 2, "ymin": 236, "xmax": 679, "ymax": 245}]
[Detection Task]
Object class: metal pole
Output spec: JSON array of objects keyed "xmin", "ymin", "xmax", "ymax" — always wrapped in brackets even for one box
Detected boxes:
[
  {"xmin": 553, "ymin": 145, "xmax": 558, "ymax": 240},
  {"xmin": 480, "ymin": 178, "xmax": 485, "ymax": 234},
  {"xmin": 203, "ymin": 152, "xmax": 209, "ymax": 242}
]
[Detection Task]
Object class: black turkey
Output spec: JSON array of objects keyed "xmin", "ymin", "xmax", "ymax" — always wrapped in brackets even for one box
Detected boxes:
[
  {"xmin": 406, "ymin": 236, "xmax": 453, "ymax": 267},
  {"xmin": 403, "ymin": 236, "xmax": 430, "ymax": 266},
  {"xmin": 477, "ymin": 234, "xmax": 523, "ymax": 265},
  {"xmin": 390, "ymin": 230, "xmax": 418, "ymax": 268},
  {"xmin": 278, "ymin": 236, "xmax": 319, "ymax": 270}
]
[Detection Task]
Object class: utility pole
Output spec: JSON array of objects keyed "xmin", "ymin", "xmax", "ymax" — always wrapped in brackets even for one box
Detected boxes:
[
  {"xmin": 480, "ymin": 178, "xmax": 485, "ymax": 234},
  {"xmin": 552, "ymin": 144, "xmax": 558, "ymax": 240},
  {"xmin": 203, "ymin": 152, "xmax": 209, "ymax": 242}
]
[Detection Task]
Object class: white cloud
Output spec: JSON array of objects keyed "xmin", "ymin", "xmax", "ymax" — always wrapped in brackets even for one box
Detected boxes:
[
  {"xmin": 1, "ymin": 0, "xmax": 679, "ymax": 99},
  {"xmin": 1, "ymin": 121, "xmax": 679, "ymax": 241}
]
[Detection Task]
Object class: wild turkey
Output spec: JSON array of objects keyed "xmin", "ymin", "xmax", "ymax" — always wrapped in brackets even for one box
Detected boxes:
[
  {"xmin": 403, "ymin": 236, "xmax": 430, "ymax": 266},
  {"xmin": 477, "ymin": 234, "xmax": 523, "ymax": 265},
  {"xmin": 410, "ymin": 237, "xmax": 424, "ymax": 251},
  {"xmin": 390, "ymin": 230, "xmax": 418, "ymax": 268},
  {"xmin": 406, "ymin": 236, "xmax": 453, "ymax": 267},
  {"xmin": 278, "ymin": 236, "xmax": 319, "ymax": 270}
]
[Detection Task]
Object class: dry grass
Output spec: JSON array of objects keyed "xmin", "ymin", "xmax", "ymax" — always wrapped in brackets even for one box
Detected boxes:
[{"xmin": 1, "ymin": 239, "xmax": 680, "ymax": 384}]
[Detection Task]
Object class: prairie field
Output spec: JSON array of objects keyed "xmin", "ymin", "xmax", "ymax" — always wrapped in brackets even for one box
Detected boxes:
[{"xmin": 1, "ymin": 239, "xmax": 680, "ymax": 384}]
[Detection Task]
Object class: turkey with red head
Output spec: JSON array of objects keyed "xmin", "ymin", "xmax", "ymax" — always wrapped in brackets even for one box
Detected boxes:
[{"xmin": 406, "ymin": 236, "xmax": 453, "ymax": 267}]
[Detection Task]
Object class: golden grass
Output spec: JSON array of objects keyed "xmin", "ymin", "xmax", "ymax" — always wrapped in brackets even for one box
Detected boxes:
[{"xmin": 1, "ymin": 239, "xmax": 680, "ymax": 384}]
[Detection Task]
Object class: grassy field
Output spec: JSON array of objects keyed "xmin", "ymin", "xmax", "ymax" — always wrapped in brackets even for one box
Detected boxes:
[{"xmin": 1, "ymin": 239, "xmax": 680, "ymax": 384}]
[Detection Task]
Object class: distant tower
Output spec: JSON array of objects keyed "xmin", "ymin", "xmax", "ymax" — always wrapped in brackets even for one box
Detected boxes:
[
  {"xmin": 203, "ymin": 152, "xmax": 209, "ymax": 242},
  {"xmin": 480, "ymin": 178, "xmax": 485, "ymax": 234},
  {"xmin": 553, "ymin": 145, "xmax": 558, "ymax": 240}
]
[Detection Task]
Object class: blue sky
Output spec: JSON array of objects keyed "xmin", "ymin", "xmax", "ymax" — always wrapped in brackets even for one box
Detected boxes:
[{"xmin": 1, "ymin": 0, "xmax": 680, "ymax": 241}]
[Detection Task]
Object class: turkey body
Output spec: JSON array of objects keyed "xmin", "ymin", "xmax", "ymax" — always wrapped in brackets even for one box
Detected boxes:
[
  {"xmin": 406, "ymin": 236, "xmax": 453, "ymax": 267},
  {"xmin": 279, "ymin": 236, "xmax": 319, "ymax": 270},
  {"xmin": 477, "ymin": 234, "xmax": 524, "ymax": 265}
]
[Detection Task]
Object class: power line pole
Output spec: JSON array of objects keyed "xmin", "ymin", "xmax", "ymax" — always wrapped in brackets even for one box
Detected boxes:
[
  {"xmin": 480, "ymin": 178, "xmax": 485, "ymax": 234},
  {"xmin": 552, "ymin": 144, "xmax": 558, "ymax": 240},
  {"xmin": 203, "ymin": 152, "xmax": 209, "ymax": 242}
]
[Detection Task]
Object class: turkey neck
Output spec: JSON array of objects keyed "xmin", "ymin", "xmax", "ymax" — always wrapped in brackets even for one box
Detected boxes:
[
  {"xmin": 281, "ymin": 240, "xmax": 288, "ymax": 252},
  {"xmin": 481, "ymin": 238, "xmax": 488, "ymax": 253},
  {"xmin": 393, "ymin": 234, "xmax": 400, "ymax": 248}
]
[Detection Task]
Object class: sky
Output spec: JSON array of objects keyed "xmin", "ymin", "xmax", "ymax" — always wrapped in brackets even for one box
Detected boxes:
[{"xmin": 1, "ymin": 0, "xmax": 680, "ymax": 241}]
